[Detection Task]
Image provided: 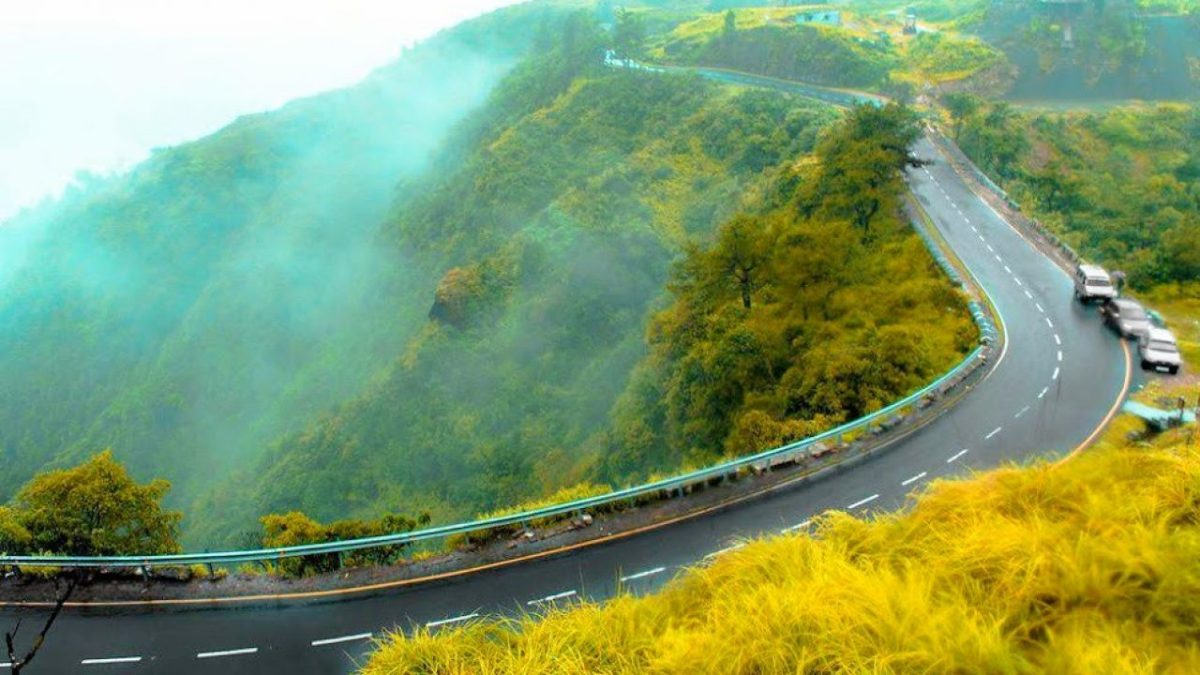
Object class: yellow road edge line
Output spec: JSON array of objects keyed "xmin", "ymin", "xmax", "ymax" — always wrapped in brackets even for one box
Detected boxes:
[{"xmin": 1064, "ymin": 340, "xmax": 1133, "ymax": 462}]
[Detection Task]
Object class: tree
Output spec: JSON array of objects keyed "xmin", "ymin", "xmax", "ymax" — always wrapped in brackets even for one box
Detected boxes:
[
  {"xmin": 943, "ymin": 92, "xmax": 981, "ymax": 141},
  {"xmin": 803, "ymin": 103, "xmax": 924, "ymax": 232},
  {"xmin": 613, "ymin": 8, "xmax": 646, "ymax": 60},
  {"xmin": 11, "ymin": 451, "xmax": 180, "ymax": 557},
  {"xmin": 261, "ymin": 510, "xmax": 431, "ymax": 577},
  {"xmin": 680, "ymin": 215, "xmax": 773, "ymax": 310},
  {"xmin": 722, "ymin": 10, "xmax": 737, "ymax": 39}
]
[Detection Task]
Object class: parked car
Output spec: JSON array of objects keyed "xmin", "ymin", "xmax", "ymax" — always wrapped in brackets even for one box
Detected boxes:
[
  {"xmin": 1073, "ymin": 264, "xmax": 1117, "ymax": 303},
  {"xmin": 1099, "ymin": 298, "xmax": 1153, "ymax": 339},
  {"xmin": 1138, "ymin": 327, "xmax": 1182, "ymax": 374}
]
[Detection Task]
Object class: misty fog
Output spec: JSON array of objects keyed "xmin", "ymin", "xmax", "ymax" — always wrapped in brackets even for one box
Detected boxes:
[{"xmin": 0, "ymin": 0, "xmax": 522, "ymax": 221}]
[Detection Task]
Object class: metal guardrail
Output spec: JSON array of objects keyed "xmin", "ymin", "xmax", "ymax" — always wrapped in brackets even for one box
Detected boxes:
[{"xmin": 0, "ymin": 66, "xmax": 995, "ymax": 571}]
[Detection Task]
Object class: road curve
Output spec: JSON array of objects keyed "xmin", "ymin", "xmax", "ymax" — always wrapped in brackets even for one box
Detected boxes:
[{"xmin": 0, "ymin": 135, "xmax": 1132, "ymax": 674}]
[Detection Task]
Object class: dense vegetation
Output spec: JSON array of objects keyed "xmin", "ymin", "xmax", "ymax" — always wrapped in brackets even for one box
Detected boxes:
[
  {"xmin": 363, "ymin": 408, "xmax": 1200, "ymax": 674},
  {"xmin": 0, "ymin": 2, "xmax": 975, "ymax": 554},
  {"xmin": 0, "ymin": 451, "xmax": 180, "ymax": 557},
  {"xmin": 948, "ymin": 97, "xmax": 1200, "ymax": 288},
  {"xmin": 601, "ymin": 104, "xmax": 974, "ymax": 480}
]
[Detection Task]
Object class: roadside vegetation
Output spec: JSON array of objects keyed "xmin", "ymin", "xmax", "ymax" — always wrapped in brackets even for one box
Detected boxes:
[
  {"xmin": 0, "ymin": 451, "xmax": 180, "ymax": 558},
  {"xmin": 362, "ymin": 410, "xmax": 1200, "ymax": 674},
  {"xmin": 945, "ymin": 97, "xmax": 1200, "ymax": 290}
]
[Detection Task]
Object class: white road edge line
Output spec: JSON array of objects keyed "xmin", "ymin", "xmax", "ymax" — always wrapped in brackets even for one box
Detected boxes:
[
  {"xmin": 947, "ymin": 449, "xmax": 970, "ymax": 463},
  {"xmin": 312, "ymin": 632, "xmax": 373, "ymax": 646},
  {"xmin": 620, "ymin": 566, "xmax": 668, "ymax": 583},
  {"xmin": 527, "ymin": 590, "xmax": 577, "ymax": 606},
  {"xmin": 82, "ymin": 657, "xmax": 144, "ymax": 666},
  {"xmin": 197, "ymin": 648, "xmax": 258, "ymax": 659},
  {"xmin": 781, "ymin": 520, "xmax": 813, "ymax": 533},
  {"xmin": 425, "ymin": 614, "xmax": 479, "ymax": 629},
  {"xmin": 985, "ymin": 426, "xmax": 1003, "ymax": 440},
  {"xmin": 1015, "ymin": 405, "xmax": 1030, "ymax": 419},
  {"xmin": 847, "ymin": 494, "xmax": 880, "ymax": 510},
  {"xmin": 901, "ymin": 472, "xmax": 928, "ymax": 487}
]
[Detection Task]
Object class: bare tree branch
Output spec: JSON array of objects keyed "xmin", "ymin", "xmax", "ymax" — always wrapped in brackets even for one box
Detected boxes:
[{"xmin": 4, "ymin": 575, "xmax": 76, "ymax": 673}]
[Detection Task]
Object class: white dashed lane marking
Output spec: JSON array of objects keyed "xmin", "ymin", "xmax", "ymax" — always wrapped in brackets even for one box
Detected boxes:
[
  {"xmin": 82, "ymin": 657, "xmax": 143, "ymax": 666},
  {"xmin": 985, "ymin": 426, "xmax": 1003, "ymax": 440},
  {"xmin": 621, "ymin": 567, "xmax": 667, "ymax": 583},
  {"xmin": 1039, "ymin": 386, "xmax": 1049, "ymax": 399},
  {"xmin": 902, "ymin": 472, "xmax": 928, "ymax": 487},
  {"xmin": 527, "ymin": 590, "xmax": 577, "ymax": 606},
  {"xmin": 705, "ymin": 543, "xmax": 746, "ymax": 560},
  {"xmin": 426, "ymin": 614, "xmax": 479, "ymax": 629},
  {"xmin": 1054, "ymin": 334, "xmax": 1061, "ymax": 346},
  {"xmin": 1014, "ymin": 405, "xmax": 1030, "ymax": 419},
  {"xmin": 197, "ymin": 648, "xmax": 258, "ymax": 660},
  {"xmin": 847, "ymin": 494, "xmax": 880, "ymax": 510},
  {"xmin": 1053, "ymin": 366, "xmax": 1061, "ymax": 381},
  {"xmin": 312, "ymin": 633, "xmax": 373, "ymax": 647},
  {"xmin": 947, "ymin": 449, "xmax": 970, "ymax": 463}
]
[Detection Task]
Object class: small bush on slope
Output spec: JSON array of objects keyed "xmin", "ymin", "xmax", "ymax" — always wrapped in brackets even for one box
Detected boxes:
[{"xmin": 363, "ymin": 424, "xmax": 1200, "ymax": 673}]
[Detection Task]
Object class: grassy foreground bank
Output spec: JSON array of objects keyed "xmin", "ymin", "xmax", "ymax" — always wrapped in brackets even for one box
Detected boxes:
[{"xmin": 363, "ymin": 411, "xmax": 1200, "ymax": 673}]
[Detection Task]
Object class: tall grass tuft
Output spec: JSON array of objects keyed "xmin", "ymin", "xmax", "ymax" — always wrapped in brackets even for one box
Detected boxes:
[{"xmin": 364, "ymin": 422, "xmax": 1200, "ymax": 674}]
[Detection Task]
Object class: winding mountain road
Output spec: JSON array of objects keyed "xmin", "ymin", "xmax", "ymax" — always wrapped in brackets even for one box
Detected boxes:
[{"xmin": 0, "ymin": 109, "xmax": 1132, "ymax": 674}]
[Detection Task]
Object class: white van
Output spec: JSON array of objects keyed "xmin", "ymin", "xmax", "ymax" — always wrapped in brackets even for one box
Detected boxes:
[{"xmin": 1073, "ymin": 264, "xmax": 1117, "ymax": 303}]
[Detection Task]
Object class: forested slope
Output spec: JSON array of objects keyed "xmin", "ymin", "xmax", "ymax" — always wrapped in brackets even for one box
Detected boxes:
[
  {"xmin": 0, "ymin": 3, "xmax": 564, "ymax": 545},
  {"xmin": 0, "ymin": 2, "xmax": 975, "ymax": 550}
]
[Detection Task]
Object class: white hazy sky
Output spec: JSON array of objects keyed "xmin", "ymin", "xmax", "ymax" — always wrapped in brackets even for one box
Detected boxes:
[{"xmin": 0, "ymin": 0, "xmax": 522, "ymax": 221}]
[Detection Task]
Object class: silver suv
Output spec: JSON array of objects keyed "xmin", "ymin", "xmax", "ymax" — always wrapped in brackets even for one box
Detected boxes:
[
  {"xmin": 1138, "ymin": 327, "xmax": 1182, "ymax": 375},
  {"xmin": 1073, "ymin": 264, "xmax": 1116, "ymax": 303}
]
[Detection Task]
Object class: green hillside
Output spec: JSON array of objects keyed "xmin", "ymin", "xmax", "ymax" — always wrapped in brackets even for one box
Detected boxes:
[
  {"xmin": 0, "ymin": 3, "xmax": 567, "ymax": 545},
  {"xmin": 0, "ymin": 3, "xmax": 974, "ymax": 550}
]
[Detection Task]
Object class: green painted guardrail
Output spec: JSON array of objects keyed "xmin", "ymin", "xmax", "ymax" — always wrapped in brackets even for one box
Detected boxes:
[{"xmin": 0, "ymin": 64, "xmax": 995, "ymax": 570}]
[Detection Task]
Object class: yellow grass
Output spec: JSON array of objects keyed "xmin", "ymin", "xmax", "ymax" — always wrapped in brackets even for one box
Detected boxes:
[{"xmin": 364, "ymin": 419, "xmax": 1200, "ymax": 673}]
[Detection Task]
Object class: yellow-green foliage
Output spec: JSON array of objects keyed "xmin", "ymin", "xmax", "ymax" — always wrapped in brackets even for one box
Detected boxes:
[
  {"xmin": 445, "ymin": 482, "xmax": 612, "ymax": 550},
  {"xmin": 364, "ymin": 425, "xmax": 1200, "ymax": 673},
  {"xmin": 896, "ymin": 32, "xmax": 1004, "ymax": 83}
]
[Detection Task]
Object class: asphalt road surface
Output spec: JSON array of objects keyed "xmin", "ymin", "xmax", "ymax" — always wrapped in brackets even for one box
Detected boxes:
[{"xmin": 0, "ymin": 134, "xmax": 1132, "ymax": 673}]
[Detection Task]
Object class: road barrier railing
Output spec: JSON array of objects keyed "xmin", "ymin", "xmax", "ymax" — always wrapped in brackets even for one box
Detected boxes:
[{"xmin": 0, "ymin": 66, "xmax": 997, "ymax": 573}]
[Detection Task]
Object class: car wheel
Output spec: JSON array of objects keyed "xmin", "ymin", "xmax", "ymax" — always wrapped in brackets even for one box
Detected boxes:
[
  {"xmin": 1169, "ymin": 366, "xmax": 1179, "ymax": 375},
  {"xmin": 1141, "ymin": 360, "xmax": 1151, "ymax": 371}
]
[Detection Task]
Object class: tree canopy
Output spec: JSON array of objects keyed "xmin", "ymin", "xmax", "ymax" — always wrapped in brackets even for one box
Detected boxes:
[{"xmin": 4, "ymin": 451, "xmax": 180, "ymax": 556}]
